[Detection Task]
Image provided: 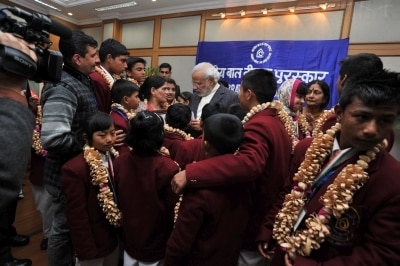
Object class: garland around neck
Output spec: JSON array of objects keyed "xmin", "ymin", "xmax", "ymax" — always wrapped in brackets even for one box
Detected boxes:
[
  {"xmin": 126, "ymin": 77, "xmax": 141, "ymax": 87},
  {"xmin": 164, "ymin": 125, "xmax": 193, "ymax": 140},
  {"xmin": 111, "ymin": 103, "xmax": 136, "ymax": 120},
  {"xmin": 272, "ymin": 123, "xmax": 388, "ymax": 257},
  {"xmin": 32, "ymin": 105, "xmax": 47, "ymax": 156},
  {"xmin": 242, "ymin": 101, "xmax": 299, "ymax": 151},
  {"xmin": 95, "ymin": 66, "xmax": 114, "ymax": 89},
  {"xmin": 83, "ymin": 145, "xmax": 122, "ymax": 227},
  {"xmin": 312, "ymin": 108, "xmax": 336, "ymax": 136}
]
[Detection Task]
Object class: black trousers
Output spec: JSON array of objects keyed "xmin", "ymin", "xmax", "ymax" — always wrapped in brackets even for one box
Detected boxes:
[{"xmin": 0, "ymin": 198, "xmax": 18, "ymax": 264}]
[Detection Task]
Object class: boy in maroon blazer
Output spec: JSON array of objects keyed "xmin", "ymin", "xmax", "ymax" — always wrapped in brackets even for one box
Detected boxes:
[
  {"xmin": 171, "ymin": 69, "xmax": 292, "ymax": 265},
  {"xmin": 165, "ymin": 113, "xmax": 251, "ymax": 265},
  {"xmin": 110, "ymin": 79, "xmax": 140, "ymax": 154},
  {"xmin": 90, "ymin": 38, "xmax": 129, "ymax": 113},
  {"xmin": 163, "ymin": 103, "xmax": 192, "ymax": 160},
  {"xmin": 61, "ymin": 113, "xmax": 119, "ymax": 265},
  {"xmin": 173, "ymin": 102, "xmax": 227, "ymax": 169},
  {"xmin": 261, "ymin": 72, "xmax": 400, "ymax": 265},
  {"xmin": 114, "ymin": 111, "xmax": 180, "ymax": 265}
]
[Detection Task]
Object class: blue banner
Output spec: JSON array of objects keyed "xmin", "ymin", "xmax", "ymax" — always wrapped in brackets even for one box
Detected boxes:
[{"xmin": 196, "ymin": 39, "xmax": 349, "ymax": 109}]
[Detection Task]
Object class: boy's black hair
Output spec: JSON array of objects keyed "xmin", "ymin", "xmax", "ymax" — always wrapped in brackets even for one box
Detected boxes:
[
  {"xmin": 111, "ymin": 79, "xmax": 139, "ymax": 104},
  {"xmin": 126, "ymin": 111, "xmax": 164, "ymax": 155},
  {"xmin": 98, "ymin": 38, "xmax": 129, "ymax": 63},
  {"xmin": 339, "ymin": 53, "xmax": 383, "ymax": 79},
  {"xmin": 181, "ymin": 91, "xmax": 193, "ymax": 102},
  {"xmin": 159, "ymin": 62, "xmax": 172, "ymax": 71},
  {"xmin": 166, "ymin": 103, "xmax": 191, "ymax": 130},
  {"xmin": 127, "ymin": 57, "xmax": 146, "ymax": 71},
  {"xmin": 228, "ymin": 103, "xmax": 247, "ymax": 121},
  {"xmin": 203, "ymin": 113, "xmax": 244, "ymax": 155},
  {"xmin": 201, "ymin": 102, "xmax": 227, "ymax": 121},
  {"xmin": 241, "ymin": 69, "xmax": 277, "ymax": 103},
  {"xmin": 83, "ymin": 112, "xmax": 114, "ymax": 145},
  {"xmin": 339, "ymin": 70, "xmax": 400, "ymax": 111}
]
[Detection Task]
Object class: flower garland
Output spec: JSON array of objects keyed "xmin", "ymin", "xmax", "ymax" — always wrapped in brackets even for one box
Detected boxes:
[
  {"xmin": 32, "ymin": 105, "xmax": 47, "ymax": 156},
  {"xmin": 83, "ymin": 145, "xmax": 122, "ymax": 227},
  {"xmin": 95, "ymin": 66, "xmax": 114, "ymax": 89},
  {"xmin": 272, "ymin": 123, "xmax": 387, "ymax": 257},
  {"xmin": 297, "ymin": 113, "xmax": 312, "ymax": 138},
  {"xmin": 312, "ymin": 108, "xmax": 335, "ymax": 136},
  {"xmin": 242, "ymin": 101, "xmax": 299, "ymax": 151},
  {"xmin": 126, "ymin": 77, "xmax": 141, "ymax": 87},
  {"xmin": 111, "ymin": 103, "xmax": 136, "ymax": 120},
  {"xmin": 164, "ymin": 125, "xmax": 193, "ymax": 140},
  {"xmin": 174, "ymin": 194, "xmax": 183, "ymax": 224}
]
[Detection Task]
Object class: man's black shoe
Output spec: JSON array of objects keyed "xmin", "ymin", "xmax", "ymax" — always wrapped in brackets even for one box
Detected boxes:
[
  {"xmin": 40, "ymin": 238, "xmax": 48, "ymax": 250},
  {"xmin": 3, "ymin": 258, "xmax": 32, "ymax": 266},
  {"xmin": 10, "ymin": 234, "xmax": 30, "ymax": 247}
]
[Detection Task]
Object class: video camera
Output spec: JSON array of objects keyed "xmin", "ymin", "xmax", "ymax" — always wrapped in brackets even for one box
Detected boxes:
[{"xmin": 0, "ymin": 7, "xmax": 72, "ymax": 83}]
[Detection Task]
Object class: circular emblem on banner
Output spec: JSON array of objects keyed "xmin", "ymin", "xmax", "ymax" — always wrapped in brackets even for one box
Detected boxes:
[{"xmin": 251, "ymin": 42, "xmax": 272, "ymax": 64}]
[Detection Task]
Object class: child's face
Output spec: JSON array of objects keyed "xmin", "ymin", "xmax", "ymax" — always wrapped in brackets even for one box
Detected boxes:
[
  {"xmin": 166, "ymin": 82, "xmax": 176, "ymax": 103},
  {"xmin": 126, "ymin": 62, "xmax": 146, "ymax": 83},
  {"xmin": 92, "ymin": 125, "xmax": 116, "ymax": 153},
  {"xmin": 292, "ymin": 94, "xmax": 305, "ymax": 112},
  {"xmin": 336, "ymin": 97, "xmax": 398, "ymax": 151},
  {"xmin": 124, "ymin": 91, "xmax": 141, "ymax": 110}
]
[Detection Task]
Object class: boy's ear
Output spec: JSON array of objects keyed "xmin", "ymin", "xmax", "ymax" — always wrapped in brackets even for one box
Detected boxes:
[
  {"xmin": 82, "ymin": 133, "xmax": 88, "ymax": 144},
  {"xmin": 339, "ymin": 74, "xmax": 348, "ymax": 88},
  {"xmin": 246, "ymin": 89, "xmax": 254, "ymax": 101},
  {"xmin": 334, "ymin": 104, "xmax": 343, "ymax": 123},
  {"xmin": 122, "ymin": 95, "xmax": 128, "ymax": 104}
]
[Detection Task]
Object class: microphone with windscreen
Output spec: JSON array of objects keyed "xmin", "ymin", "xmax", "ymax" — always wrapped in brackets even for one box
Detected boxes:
[{"xmin": 7, "ymin": 7, "xmax": 72, "ymax": 39}]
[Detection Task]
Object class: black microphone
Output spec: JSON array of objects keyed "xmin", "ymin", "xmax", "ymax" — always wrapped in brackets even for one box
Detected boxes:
[{"xmin": 8, "ymin": 7, "xmax": 72, "ymax": 39}]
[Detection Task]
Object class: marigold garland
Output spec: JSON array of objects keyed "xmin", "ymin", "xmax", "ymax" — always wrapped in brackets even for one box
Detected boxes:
[
  {"xmin": 164, "ymin": 125, "xmax": 193, "ymax": 141},
  {"xmin": 32, "ymin": 105, "xmax": 47, "ymax": 156},
  {"xmin": 312, "ymin": 108, "xmax": 336, "ymax": 136},
  {"xmin": 95, "ymin": 66, "xmax": 114, "ymax": 89},
  {"xmin": 126, "ymin": 77, "xmax": 141, "ymax": 87},
  {"xmin": 242, "ymin": 101, "xmax": 299, "ymax": 151},
  {"xmin": 83, "ymin": 145, "xmax": 122, "ymax": 227},
  {"xmin": 111, "ymin": 103, "xmax": 136, "ymax": 120},
  {"xmin": 297, "ymin": 113, "xmax": 312, "ymax": 138},
  {"xmin": 272, "ymin": 122, "xmax": 387, "ymax": 258},
  {"xmin": 174, "ymin": 195, "xmax": 183, "ymax": 224}
]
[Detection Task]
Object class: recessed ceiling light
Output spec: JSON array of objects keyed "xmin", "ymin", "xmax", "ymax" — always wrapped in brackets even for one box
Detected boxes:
[
  {"xmin": 152, "ymin": 0, "xmax": 156, "ymax": 2},
  {"xmin": 95, "ymin": 1, "xmax": 137, "ymax": 12},
  {"xmin": 34, "ymin": 0, "xmax": 62, "ymax": 11},
  {"xmin": 68, "ymin": 12, "xmax": 73, "ymax": 16}
]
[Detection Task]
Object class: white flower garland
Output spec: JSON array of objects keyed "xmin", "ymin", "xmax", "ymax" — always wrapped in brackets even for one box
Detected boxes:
[
  {"xmin": 83, "ymin": 145, "xmax": 122, "ymax": 226},
  {"xmin": 272, "ymin": 123, "xmax": 387, "ymax": 257}
]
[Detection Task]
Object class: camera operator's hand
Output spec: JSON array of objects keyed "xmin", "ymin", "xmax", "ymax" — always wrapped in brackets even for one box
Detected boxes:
[{"xmin": 0, "ymin": 31, "xmax": 37, "ymax": 63}]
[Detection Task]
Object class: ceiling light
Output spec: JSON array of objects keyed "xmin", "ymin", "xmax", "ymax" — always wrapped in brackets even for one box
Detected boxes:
[
  {"xmin": 68, "ymin": 12, "xmax": 73, "ymax": 16},
  {"xmin": 319, "ymin": 3, "xmax": 328, "ymax": 10},
  {"xmin": 262, "ymin": 8, "xmax": 268, "ymax": 15},
  {"xmin": 152, "ymin": 0, "xmax": 156, "ymax": 1},
  {"xmin": 240, "ymin": 10, "xmax": 246, "ymax": 16},
  {"xmin": 220, "ymin": 12, "xmax": 226, "ymax": 18},
  {"xmin": 288, "ymin": 6, "xmax": 295, "ymax": 13},
  {"xmin": 95, "ymin": 1, "xmax": 137, "ymax": 12},
  {"xmin": 34, "ymin": 0, "xmax": 62, "ymax": 11}
]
